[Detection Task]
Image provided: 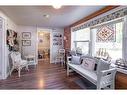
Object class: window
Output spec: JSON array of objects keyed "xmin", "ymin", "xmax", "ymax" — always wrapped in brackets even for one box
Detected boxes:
[
  {"xmin": 71, "ymin": 18, "xmax": 124, "ymax": 61},
  {"xmin": 71, "ymin": 28, "xmax": 90, "ymax": 54},
  {"xmin": 91, "ymin": 21, "xmax": 123, "ymax": 60}
]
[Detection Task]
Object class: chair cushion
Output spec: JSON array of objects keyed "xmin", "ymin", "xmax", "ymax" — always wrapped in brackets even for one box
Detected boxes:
[
  {"xmin": 96, "ymin": 59, "xmax": 110, "ymax": 74},
  {"xmin": 71, "ymin": 55, "xmax": 81, "ymax": 65},
  {"xmin": 81, "ymin": 57, "xmax": 96, "ymax": 71}
]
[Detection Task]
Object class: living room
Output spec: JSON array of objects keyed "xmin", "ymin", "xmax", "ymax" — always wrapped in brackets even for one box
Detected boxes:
[{"xmin": 0, "ymin": 2, "xmax": 127, "ymax": 92}]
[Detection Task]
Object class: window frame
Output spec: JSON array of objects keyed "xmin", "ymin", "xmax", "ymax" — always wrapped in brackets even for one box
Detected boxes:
[
  {"xmin": 71, "ymin": 28, "xmax": 91, "ymax": 55},
  {"xmin": 74, "ymin": 40, "xmax": 90, "ymax": 55},
  {"xmin": 90, "ymin": 18, "xmax": 124, "ymax": 60},
  {"xmin": 71, "ymin": 17, "xmax": 126, "ymax": 60}
]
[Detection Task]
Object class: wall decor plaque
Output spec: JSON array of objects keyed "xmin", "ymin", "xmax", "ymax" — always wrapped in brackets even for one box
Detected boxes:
[
  {"xmin": 22, "ymin": 40, "xmax": 31, "ymax": 46},
  {"xmin": 22, "ymin": 32, "xmax": 31, "ymax": 39}
]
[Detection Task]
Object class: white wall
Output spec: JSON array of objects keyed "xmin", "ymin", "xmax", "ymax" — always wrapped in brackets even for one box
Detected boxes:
[
  {"xmin": 0, "ymin": 10, "xmax": 18, "ymax": 79},
  {"xmin": 18, "ymin": 25, "xmax": 38, "ymax": 64},
  {"xmin": 0, "ymin": 17, "xmax": 4, "ymax": 79}
]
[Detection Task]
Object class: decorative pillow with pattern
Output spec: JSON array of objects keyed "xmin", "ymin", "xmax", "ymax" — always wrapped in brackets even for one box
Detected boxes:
[{"xmin": 81, "ymin": 58, "xmax": 96, "ymax": 71}]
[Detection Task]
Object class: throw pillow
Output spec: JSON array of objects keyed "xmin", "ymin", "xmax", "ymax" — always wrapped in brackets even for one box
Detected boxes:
[
  {"xmin": 71, "ymin": 55, "xmax": 81, "ymax": 65},
  {"xmin": 81, "ymin": 58, "xmax": 96, "ymax": 71},
  {"xmin": 70, "ymin": 50, "xmax": 77, "ymax": 56},
  {"xmin": 96, "ymin": 59, "xmax": 110, "ymax": 74},
  {"xmin": 81, "ymin": 55, "xmax": 98, "ymax": 71}
]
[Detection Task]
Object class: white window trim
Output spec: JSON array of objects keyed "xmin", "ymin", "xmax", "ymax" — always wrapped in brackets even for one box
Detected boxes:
[
  {"xmin": 71, "ymin": 16, "xmax": 126, "ymax": 60},
  {"xmin": 122, "ymin": 15, "xmax": 127, "ymax": 60},
  {"xmin": 74, "ymin": 40, "xmax": 90, "ymax": 55},
  {"xmin": 90, "ymin": 17, "xmax": 124, "ymax": 58},
  {"xmin": 71, "ymin": 28, "xmax": 91, "ymax": 55}
]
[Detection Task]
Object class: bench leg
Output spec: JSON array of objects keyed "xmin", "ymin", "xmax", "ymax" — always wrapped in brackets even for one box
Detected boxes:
[
  {"xmin": 97, "ymin": 85, "xmax": 101, "ymax": 90},
  {"xmin": 67, "ymin": 65, "xmax": 70, "ymax": 76},
  {"xmin": 18, "ymin": 68, "xmax": 21, "ymax": 77},
  {"xmin": 110, "ymin": 83, "xmax": 114, "ymax": 89}
]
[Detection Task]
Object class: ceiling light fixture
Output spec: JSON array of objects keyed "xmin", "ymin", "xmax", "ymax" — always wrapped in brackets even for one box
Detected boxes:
[
  {"xmin": 52, "ymin": 5, "xmax": 62, "ymax": 9},
  {"xmin": 43, "ymin": 14, "xmax": 50, "ymax": 18}
]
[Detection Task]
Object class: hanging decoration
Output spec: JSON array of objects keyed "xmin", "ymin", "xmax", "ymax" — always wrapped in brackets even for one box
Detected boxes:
[
  {"xmin": 7, "ymin": 29, "xmax": 19, "ymax": 51},
  {"xmin": 53, "ymin": 33, "xmax": 62, "ymax": 45},
  {"xmin": 96, "ymin": 24, "xmax": 116, "ymax": 42}
]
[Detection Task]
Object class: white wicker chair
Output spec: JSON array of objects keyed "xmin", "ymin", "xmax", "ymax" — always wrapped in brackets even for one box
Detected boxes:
[{"xmin": 10, "ymin": 52, "xmax": 29, "ymax": 77}]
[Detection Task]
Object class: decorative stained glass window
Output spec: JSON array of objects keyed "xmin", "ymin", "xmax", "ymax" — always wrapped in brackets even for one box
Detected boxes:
[{"xmin": 96, "ymin": 24, "xmax": 116, "ymax": 42}]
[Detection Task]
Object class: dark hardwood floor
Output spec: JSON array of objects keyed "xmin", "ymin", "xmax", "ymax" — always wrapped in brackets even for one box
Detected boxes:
[{"xmin": 0, "ymin": 59, "xmax": 90, "ymax": 89}]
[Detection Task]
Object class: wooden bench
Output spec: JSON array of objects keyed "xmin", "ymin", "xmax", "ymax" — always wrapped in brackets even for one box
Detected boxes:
[{"xmin": 66, "ymin": 56, "xmax": 116, "ymax": 89}]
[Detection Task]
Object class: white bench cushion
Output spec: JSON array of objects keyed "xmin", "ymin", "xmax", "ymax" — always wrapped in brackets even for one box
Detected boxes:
[{"xmin": 68, "ymin": 63, "xmax": 97, "ymax": 85}]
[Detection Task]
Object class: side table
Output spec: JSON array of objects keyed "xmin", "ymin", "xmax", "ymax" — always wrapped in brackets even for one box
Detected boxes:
[{"xmin": 25, "ymin": 55, "xmax": 36, "ymax": 66}]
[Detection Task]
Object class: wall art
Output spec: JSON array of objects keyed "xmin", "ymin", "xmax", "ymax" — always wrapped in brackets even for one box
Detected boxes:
[
  {"xmin": 22, "ymin": 40, "xmax": 31, "ymax": 46},
  {"xmin": 53, "ymin": 33, "xmax": 63, "ymax": 46},
  {"xmin": 22, "ymin": 32, "xmax": 31, "ymax": 39},
  {"xmin": 96, "ymin": 24, "xmax": 116, "ymax": 42},
  {"xmin": 7, "ymin": 29, "xmax": 18, "ymax": 51}
]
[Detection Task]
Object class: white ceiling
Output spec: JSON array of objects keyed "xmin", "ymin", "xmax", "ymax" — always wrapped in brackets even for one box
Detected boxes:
[{"xmin": 0, "ymin": 6, "xmax": 105, "ymax": 28}]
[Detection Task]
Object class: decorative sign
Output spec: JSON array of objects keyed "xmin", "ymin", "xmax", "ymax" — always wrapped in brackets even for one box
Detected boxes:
[
  {"xmin": 53, "ymin": 34, "xmax": 62, "ymax": 37},
  {"xmin": 53, "ymin": 33, "xmax": 62, "ymax": 45},
  {"xmin": 22, "ymin": 40, "xmax": 31, "ymax": 46},
  {"xmin": 96, "ymin": 25, "xmax": 116, "ymax": 42},
  {"xmin": 22, "ymin": 32, "xmax": 31, "ymax": 39}
]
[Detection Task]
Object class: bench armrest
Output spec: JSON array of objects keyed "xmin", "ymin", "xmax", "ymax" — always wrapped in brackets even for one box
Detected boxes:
[
  {"xmin": 97, "ymin": 68, "xmax": 116, "ymax": 89},
  {"xmin": 67, "ymin": 56, "xmax": 72, "ymax": 64},
  {"xmin": 101, "ymin": 68, "xmax": 116, "ymax": 75}
]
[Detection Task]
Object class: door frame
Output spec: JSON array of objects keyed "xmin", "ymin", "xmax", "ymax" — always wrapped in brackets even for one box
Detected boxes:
[
  {"xmin": 0, "ymin": 17, "xmax": 7, "ymax": 79},
  {"xmin": 36, "ymin": 28, "xmax": 52, "ymax": 63}
]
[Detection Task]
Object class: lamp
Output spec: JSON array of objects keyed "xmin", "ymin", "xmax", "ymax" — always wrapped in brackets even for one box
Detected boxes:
[{"xmin": 64, "ymin": 36, "xmax": 66, "ymax": 40}]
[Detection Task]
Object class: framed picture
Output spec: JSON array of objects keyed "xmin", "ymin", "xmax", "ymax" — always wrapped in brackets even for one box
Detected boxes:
[
  {"xmin": 22, "ymin": 40, "xmax": 31, "ymax": 46},
  {"xmin": 22, "ymin": 32, "xmax": 31, "ymax": 39}
]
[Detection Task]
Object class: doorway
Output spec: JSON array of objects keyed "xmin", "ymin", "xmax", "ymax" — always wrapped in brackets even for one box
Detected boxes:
[{"xmin": 38, "ymin": 30, "xmax": 50, "ymax": 62}]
